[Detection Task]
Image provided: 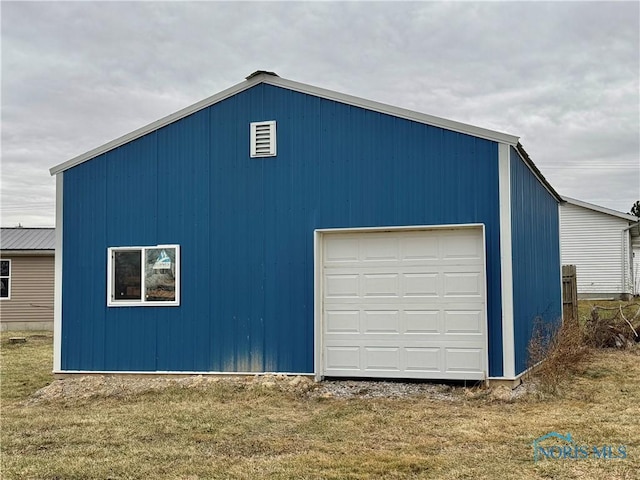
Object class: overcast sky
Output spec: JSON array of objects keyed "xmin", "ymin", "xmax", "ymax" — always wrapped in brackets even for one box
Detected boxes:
[{"xmin": 2, "ymin": 1, "xmax": 639, "ymax": 228}]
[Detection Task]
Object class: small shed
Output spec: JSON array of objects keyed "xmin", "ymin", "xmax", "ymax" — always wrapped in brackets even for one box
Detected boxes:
[
  {"xmin": 49, "ymin": 71, "xmax": 562, "ymax": 383},
  {"xmin": 0, "ymin": 228, "xmax": 55, "ymax": 331},
  {"xmin": 560, "ymin": 196, "xmax": 639, "ymax": 298}
]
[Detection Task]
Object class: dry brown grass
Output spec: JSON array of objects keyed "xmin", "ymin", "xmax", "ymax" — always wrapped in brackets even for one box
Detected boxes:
[{"xmin": 2, "ymin": 330, "xmax": 639, "ymax": 479}]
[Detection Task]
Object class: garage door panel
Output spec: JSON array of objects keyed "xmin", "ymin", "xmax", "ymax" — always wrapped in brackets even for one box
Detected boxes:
[
  {"xmin": 325, "ymin": 274, "xmax": 359, "ymax": 298},
  {"xmin": 324, "ymin": 238, "xmax": 359, "ymax": 263},
  {"xmin": 441, "ymin": 232, "xmax": 484, "ymax": 259},
  {"xmin": 363, "ymin": 274, "xmax": 399, "ymax": 297},
  {"xmin": 443, "ymin": 272, "xmax": 484, "ymax": 297},
  {"xmin": 443, "ymin": 310, "xmax": 483, "ymax": 333},
  {"xmin": 324, "ymin": 346, "xmax": 485, "ymax": 379},
  {"xmin": 325, "ymin": 310, "xmax": 360, "ymax": 333},
  {"xmin": 400, "ymin": 235, "xmax": 439, "ymax": 261},
  {"xmin": 324, "ymin": 308, "xmax": 484, "ymax": 337},
  {"xmin": 361, "ymin": 237, "xmax": 400, "ymax": 261},
  {"xmin": 364, "ymin": 347, "xmax": 400, "ymax": 371},
  {"xmin": 404, "ymin": 310, "xmax": 440, "ymax": 333},
  {"xmin": 362, "ymin": 310, "xmax": 400, "ymax": 333},
  {"xmin": 321, "ymin": 227, "xmax": 486, "ymax": 381},
  {"xmin": 405, "ymin": 347, "xmax": 441, "ymax": 372},
  {"xmin": 326, "ymin": 346, "xmax": 360, "ymax": 370},
  {"xmin": 444, "ymin": 348, "xmax": 485, "ymax": 373},
  {"xmin": 402, "ymin": 273, "xmax": 439, "ymax": 296}
]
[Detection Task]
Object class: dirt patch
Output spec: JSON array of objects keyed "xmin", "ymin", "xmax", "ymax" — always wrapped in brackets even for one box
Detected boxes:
[{"xmin": 24, "ymin": 374, "xmax": 536, "ymax": 405}]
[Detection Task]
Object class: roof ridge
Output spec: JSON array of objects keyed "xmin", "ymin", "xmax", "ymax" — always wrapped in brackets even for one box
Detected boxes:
[{"xmin": 50, "ymin": 73, "xmax": 519, "ymax": 176}]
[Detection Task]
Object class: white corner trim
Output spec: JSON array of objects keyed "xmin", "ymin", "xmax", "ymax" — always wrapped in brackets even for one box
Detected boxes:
[
  {"xmin": 53, "ymin": 173, "xmax": 63, "ymax": 372},
  {"xmin": 498, "ymin": 144, "xmax": 515, "ymax": 379},
  {"xmin": 558, "ymin": 203, "xmax": 564, "ymax": 320}
]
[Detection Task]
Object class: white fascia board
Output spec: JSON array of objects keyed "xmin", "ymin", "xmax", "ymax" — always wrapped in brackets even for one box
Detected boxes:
[
  {"xmin": 262, "ymin": 76, "xmax": 520, "ymax": 145},
  {"xmin": 50, "ymin": 73, "xmax": 520, "ymax": 175},
  {"xmin": 499, "ymin": 144, "xmax": 515, "ymax": 379},
  {"xmin": 49, "ymin": 76, "xmax": 265, "ymax": 175},
  {"xmin": 562, "ymin": 196, "xmax": 639, "ymax": 223},
  {"xmin": 53, "ymin": 173, "xmax": 63, "ymax": 372}
]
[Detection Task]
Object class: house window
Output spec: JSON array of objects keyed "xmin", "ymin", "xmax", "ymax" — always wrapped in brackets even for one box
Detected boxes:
[
  {"xmin": 250, "ymin": 121, "xmax": 277, "ymax": 157},
  {"xmin": 107, "ymin": 245, "xmax": 180, "ymax": 307},
  {"xmin": 0, "ymin": 259, "xmax": 10, "ymax": 299}
]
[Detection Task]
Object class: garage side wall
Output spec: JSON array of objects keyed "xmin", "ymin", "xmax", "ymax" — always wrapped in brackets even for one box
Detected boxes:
[
  {"xmin": 509, "ymin": 147, "xmax": 561, "ymax": 376},
  {"xmin": 60, "ymin": 83, "xmax": 504, "ymax": 375}
]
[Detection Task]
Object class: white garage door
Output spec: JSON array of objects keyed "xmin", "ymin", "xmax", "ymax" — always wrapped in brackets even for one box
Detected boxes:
[{"xmin": 319, "ymin": 226, "xmax": 487, "ymax": 380}]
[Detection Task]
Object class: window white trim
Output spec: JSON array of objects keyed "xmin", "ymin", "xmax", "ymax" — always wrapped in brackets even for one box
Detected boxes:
[
  {"xmin": 0, "ymin": 259, "xmax": 11, "ymax": 300},
  {"xmin": 250, "ymin": 121, "xmax": 276, "ymax": 157},
  {"xmin": 107, "ymin": 245, "xmax": 180, "ymax": 307}
]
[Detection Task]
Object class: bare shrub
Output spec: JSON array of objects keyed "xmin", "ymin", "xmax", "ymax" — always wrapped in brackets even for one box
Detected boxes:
[{"xmin": 527, "ymin": 316, "xmax": 590, "ymax": 394}]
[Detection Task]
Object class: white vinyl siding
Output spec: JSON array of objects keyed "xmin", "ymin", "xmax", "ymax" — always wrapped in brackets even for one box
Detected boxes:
[
  {"xmin": 0, "ymin": 255, "xmax": 54, "ymax": 329},
  {"xmin": 560, "ymin": 202, "xmax": 632, "ymax": 296}
]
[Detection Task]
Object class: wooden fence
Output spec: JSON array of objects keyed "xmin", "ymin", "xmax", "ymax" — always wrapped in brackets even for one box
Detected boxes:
[{"xmin": 562, "ymin": 264, "xmax": 578, "ymax": 322}]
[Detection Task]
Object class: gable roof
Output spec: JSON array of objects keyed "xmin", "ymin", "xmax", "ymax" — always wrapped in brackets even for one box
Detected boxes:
[
  {"xmin": 0, "ymin": 228, "xmax": 55, "ymax": 251},
  {"xmin": 50, "ymin": 71, "xmax": 521, "ymax": 176},
  {"xmin": 562, "ymin": 196, "xmax": 639, "ymax": 223}
]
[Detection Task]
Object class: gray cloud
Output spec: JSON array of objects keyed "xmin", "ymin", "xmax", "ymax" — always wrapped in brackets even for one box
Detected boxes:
[{"xmin": 2, "ymin": 1, "xmax": 638, "ymax": 227}]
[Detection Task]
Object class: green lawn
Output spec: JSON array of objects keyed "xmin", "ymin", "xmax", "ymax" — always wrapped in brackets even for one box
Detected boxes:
[{"xmin": 1, "ymin": 329, "xmax": 639, "ymax": 479}]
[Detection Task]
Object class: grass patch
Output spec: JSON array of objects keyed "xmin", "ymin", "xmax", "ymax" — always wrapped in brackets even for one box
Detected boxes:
[
  {"xmin": 0, "ymin": 331, "xmax": 54, "ymax": 402},
  {"xmin": 2, "ymin": 329, "xmax": 639, "ymax": 479}
]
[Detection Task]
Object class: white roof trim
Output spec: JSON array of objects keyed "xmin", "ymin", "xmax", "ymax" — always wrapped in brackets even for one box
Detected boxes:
[
  {"xmin": 50, "ymin": 72, "xmax": 520, "ymax": 176},
  {"xmin": 264, "ymin": 76, "xmax": 519, "ymax": 145},
  {"xmin": 562, "ymin": 196, "xmax": 639, "ymax": 222}
]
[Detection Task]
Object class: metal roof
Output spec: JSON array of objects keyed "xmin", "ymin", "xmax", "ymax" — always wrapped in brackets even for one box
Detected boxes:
[
  {"xmin": 0, "ymin": 228, "xmax": 55, "ymax": 251},
  {"xmin": 50, "ymin": 71, "xmax": 521, "ymax": 176}
]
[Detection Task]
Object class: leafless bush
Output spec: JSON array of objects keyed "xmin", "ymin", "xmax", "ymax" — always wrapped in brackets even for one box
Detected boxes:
[{"xmin": 528, "ymin": 316, "xmax": 590, "ymax": 394}]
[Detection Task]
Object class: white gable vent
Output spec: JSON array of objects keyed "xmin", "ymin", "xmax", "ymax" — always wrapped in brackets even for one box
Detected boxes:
[{"xmin": 250, "ymin": 121, "xmax": 277, "ymax": 158}]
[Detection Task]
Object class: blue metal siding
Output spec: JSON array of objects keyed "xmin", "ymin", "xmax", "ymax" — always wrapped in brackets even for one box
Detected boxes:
[
  {"xmin": 62, "ymin": 83, "xmax": 504, "ymax": 374},
  {"xmin": 510, "ymin": 146, "xmax": 561, "ymax": 376}
]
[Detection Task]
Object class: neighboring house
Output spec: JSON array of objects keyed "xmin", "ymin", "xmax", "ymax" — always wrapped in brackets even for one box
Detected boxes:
[
  {"xmin": 0, "ymin": 227, "xmax": 55, "ymax": 331},
  {"xmin": 634, "ymin": 234, "xmax": 640, "ymax": 295},
  {"xmin": 49, "ymin": 71, "xmax": 562, "ymax": 384},
  {"xmin": 560, "ymin": 197, "xmax": 640, "ymax": 299}
]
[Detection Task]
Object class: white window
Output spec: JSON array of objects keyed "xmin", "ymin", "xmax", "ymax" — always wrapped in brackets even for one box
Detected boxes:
[
  {"xmin": 250, "ymin": 121, "xmax": 277, "ymax": 157},
  {"xmin": 0, "ymin": 259, "xmax": 10, "ymax": 300},
  {"xmin": 107, "ymin": 245, "xmax": 180, "ymax": 307}
]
